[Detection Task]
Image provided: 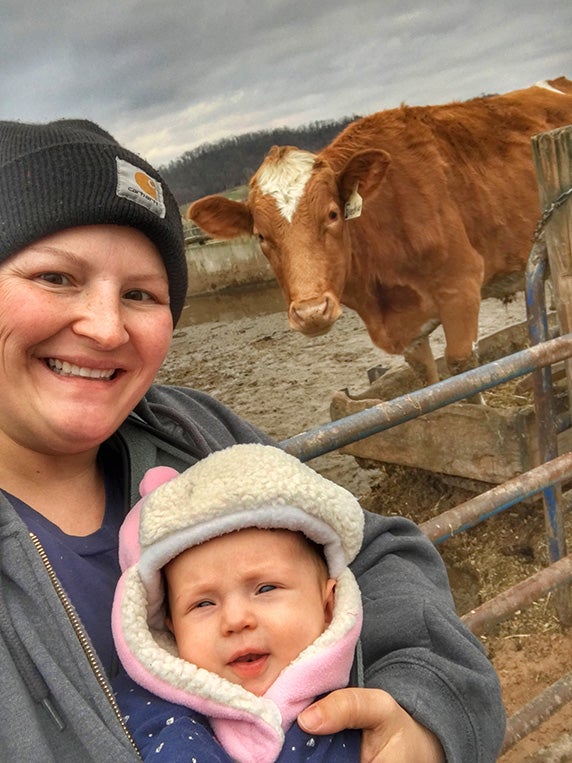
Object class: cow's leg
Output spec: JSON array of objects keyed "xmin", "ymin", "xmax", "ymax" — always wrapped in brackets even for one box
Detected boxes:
[
  {"xmin": 442, "ymin": 306, "xmax": 480, "ymax": 373},
  {"xmin": 447, "ymin": 351, "xmax": 483, "ymax": 405},
  {"xmin": 439, "ymin": 284, "xmax": 484, "ymax": 404},
  {"xmin": 403, "ymin": 334, "xmax": 439, "ymax": 386}
]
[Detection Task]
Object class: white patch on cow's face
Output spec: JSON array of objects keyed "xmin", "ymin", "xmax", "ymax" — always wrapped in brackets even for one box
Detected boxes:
[
  {"xmin": 534, "ymin": 80, "xmax": 565, "ymax": 95},
  {"xmin": 256, "ymin": 150, "xmax": 317, "ymax": 223}
]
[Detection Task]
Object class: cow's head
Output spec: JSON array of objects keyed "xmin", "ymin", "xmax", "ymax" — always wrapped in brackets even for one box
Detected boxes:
[{"xmin": 189, "ymin": 145, "xmax": 390, "ymax": 337}]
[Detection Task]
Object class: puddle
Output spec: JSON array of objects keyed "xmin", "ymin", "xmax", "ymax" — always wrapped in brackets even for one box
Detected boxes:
[{"xmin": 177, "ymin": 283, "xmax": 286, "ymax": 328}]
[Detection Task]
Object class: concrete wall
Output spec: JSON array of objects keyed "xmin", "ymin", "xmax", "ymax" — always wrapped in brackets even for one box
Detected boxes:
[{"xmin": 185, "ymin": 237, "xmax": 276, "ymax": 295}]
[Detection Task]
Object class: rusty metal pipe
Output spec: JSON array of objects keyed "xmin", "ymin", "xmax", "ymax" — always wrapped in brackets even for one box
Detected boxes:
[
  {"xmin": 461, "ymin": 554, "xmax": 572, "ymax": 636},
  {"xmin": 420, "ymin": 453, "xmax": 572, "ymax": 543},
  {"xmin": 518, "ymin": 732, "xmax": 572, "ymax": 762},
  {"xmin": 501, "ymin": 671, "xmax": 572, "ymax": 753},
  {"xmin": 280, "ymin": 334, "xmax": 572, "ymax": 461}
]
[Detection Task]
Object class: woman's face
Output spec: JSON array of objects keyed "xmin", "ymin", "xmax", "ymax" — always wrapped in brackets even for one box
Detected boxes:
[{"xmin": 0, "ymin": 224, "xmax": 174, "ymax": 455}]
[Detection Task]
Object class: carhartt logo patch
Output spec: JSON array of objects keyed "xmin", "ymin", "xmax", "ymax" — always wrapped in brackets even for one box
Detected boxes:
[{"xmin": 115, "ymin": 157, "xmax": 166, "ymax": 218}]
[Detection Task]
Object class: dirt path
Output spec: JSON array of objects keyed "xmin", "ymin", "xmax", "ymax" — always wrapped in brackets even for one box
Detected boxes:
[{"xmin": 157, "ymin": 290, "xmax": 572, "ymax": 761}]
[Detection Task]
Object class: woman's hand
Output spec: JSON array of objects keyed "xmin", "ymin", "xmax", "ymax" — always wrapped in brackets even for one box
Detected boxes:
[{"xmin": 298, "ymin": 687, "xmax": 445, "ymax": 763}]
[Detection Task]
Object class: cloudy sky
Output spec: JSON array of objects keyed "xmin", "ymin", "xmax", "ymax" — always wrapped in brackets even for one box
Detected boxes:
[{"xmin": 1, "ymin": 1, "xmax": 570, "ymax": 169}]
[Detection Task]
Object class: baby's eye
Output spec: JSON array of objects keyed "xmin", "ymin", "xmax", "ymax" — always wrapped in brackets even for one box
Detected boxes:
[
  {"xmin": 257, "ymin": 584, "xmax": 277, "ymax": 595},
  {"xmin": 194, "ymin": 599, "xmax": 214, "ymax": 609}
]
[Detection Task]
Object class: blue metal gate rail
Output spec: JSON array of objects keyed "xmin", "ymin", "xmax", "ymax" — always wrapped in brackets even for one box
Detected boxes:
[{"xmin": 280, "ymin": 332, "xmax": 572, "ymax": 461}]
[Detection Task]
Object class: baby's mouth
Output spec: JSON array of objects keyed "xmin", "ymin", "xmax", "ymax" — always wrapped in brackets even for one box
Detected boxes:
[
  {"xmin": 228, "ymin": 651, "xmax": 270, "ymax": 684},
  {"xmin": 232, "ymin": 653, "xmax": 264, "ymax": 664},
  {"xmin": 46, "ymin": 358, "xmax": 116, "ymax": 380}
]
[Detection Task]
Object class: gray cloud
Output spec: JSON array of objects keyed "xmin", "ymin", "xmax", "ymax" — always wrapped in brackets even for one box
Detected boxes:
[{"xmin": 1, "ymin": 0, "xmax": 570, "ymax": 167}]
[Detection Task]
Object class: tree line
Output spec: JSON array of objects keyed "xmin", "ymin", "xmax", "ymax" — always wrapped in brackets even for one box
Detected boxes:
[{"xmin": 160, "ymin": 116, "xmax": 359, "ymax": 208}]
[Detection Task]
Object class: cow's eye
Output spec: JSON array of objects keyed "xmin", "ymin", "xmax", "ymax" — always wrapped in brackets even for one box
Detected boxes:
[{"xmin": 328, "ymin": 209, "xmax": 338, "ymax": 221}]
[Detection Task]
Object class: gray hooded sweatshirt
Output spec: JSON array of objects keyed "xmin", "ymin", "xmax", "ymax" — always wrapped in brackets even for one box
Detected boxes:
[{"xmin": 0, "ymin": 384, "xmax": 505, "ymax": 762}]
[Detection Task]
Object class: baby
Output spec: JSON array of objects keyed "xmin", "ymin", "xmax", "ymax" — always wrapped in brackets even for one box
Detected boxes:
[{"xmin": 112, "ymin": 444, "xmax": 364, "ymax": 762}]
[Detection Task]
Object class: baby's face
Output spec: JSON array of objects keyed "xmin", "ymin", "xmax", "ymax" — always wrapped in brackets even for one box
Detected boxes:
[{"xmin": 165, "ymin": 527, "xmax": 335, "ymax": 696}]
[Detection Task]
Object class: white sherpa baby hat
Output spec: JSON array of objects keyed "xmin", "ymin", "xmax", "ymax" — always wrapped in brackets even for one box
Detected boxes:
[{"xmin": 122, "ymin": 444, "xmax": 364, "ymax": 628}]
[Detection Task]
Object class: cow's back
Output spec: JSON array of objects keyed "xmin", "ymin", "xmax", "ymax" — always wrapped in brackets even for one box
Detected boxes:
[{"xmin": 321, "ymin": 79, "xmax": 572, "ymax": 284}]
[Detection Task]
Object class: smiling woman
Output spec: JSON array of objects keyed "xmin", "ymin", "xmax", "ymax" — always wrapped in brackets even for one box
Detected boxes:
[{"xmin": 0, "ymin": 118, "xmax": 505, "ymax": 763}]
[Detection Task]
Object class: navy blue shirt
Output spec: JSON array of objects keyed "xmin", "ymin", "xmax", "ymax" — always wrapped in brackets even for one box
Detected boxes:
[
  {"xmin": 113, "ymin": 672, "xmax": 362, "ymax": 762},
  {"xmin": 3, "ymin": 452, "xmax": 125, "ymax": 677}
]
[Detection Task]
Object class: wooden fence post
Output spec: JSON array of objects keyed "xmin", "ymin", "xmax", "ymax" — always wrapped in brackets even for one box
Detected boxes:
[
  {"xmin": 532, "ymin": 125, "xmax": 572, "ymax": 390},
  {"xmin": 531, "ymin": 124, "xmax": 572, "ymax": 625}
]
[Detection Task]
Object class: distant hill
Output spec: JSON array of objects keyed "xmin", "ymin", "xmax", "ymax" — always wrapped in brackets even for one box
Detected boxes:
[{"xmin": 160, "ymin": 116, "xmax": 359, "ymax": 207}]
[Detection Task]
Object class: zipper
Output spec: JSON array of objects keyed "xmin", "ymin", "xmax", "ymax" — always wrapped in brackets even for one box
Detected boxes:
[{"xmin": 29, "ymin": 532, "xmax": 141, "ymax": 758}]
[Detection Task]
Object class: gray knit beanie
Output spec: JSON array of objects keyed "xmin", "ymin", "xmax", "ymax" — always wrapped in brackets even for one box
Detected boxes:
[{"xmin": 0, "ymin": 119, "xmax": 188, "ymax": 324}]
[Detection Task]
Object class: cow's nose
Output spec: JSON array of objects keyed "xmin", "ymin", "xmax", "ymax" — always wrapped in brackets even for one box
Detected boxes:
[{"xmin": 288, "ymin": 294, "xmax": 342, "ymax": 335}]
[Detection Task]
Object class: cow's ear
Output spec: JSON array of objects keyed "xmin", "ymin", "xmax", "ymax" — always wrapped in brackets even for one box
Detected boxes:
[
  {"xmin": 188, "ymin": 196, "xmax": 253, "ymax": 239},
  {"xmin": 338, "ymin": 149, "xmax": 391, "ymax": 202}
]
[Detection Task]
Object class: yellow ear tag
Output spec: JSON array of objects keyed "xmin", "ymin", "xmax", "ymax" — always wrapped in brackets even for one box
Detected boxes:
[{"xmin": 344, "ymin": 186, "xmax": 363, "ymax": 220}]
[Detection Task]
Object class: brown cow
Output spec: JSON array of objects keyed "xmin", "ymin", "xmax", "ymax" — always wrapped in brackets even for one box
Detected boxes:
[{"xmin": 188, "ymin": 77, "xmax": 572, "ymax": 388}]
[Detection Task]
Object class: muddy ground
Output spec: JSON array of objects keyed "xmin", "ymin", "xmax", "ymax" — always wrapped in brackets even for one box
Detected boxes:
[{"xmin": 158, "ymin": 288, "xmax": 572, "ymax": 761}]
